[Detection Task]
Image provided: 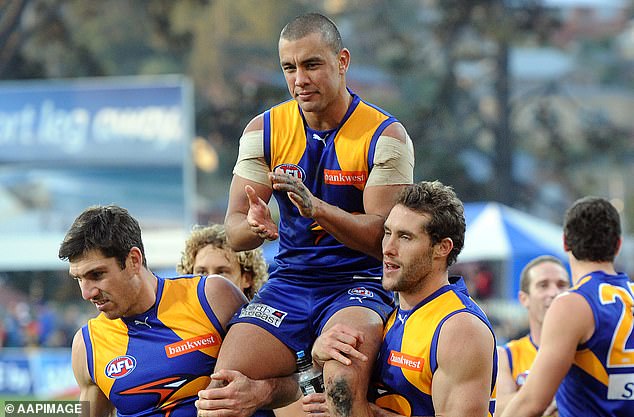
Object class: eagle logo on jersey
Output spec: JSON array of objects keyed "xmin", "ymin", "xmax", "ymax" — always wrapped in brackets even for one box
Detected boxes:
[
  {"xmin": 309, "ymin": 221, "xmax": 328, "ymax": 245},
  {"xmin": 273, "ymin": 164, "xmax": 305, "ymax": 182},
  {"xmin": 119, "ymin": 374, "xmax": 210, "ymax": 415},
  {"xmin": 105, "ymin": 355, "xmax": 137, "ymax": 379}
]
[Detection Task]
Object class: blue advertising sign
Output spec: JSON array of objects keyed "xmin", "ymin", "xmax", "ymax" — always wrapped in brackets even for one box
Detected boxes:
[
  {"xmin": 0, "ymin": 349, "xmax": 76, "ymax": 399},
  {"xmin": 0, "ymin": 76, "xmax": 195, "ymax": 271},
  {"xmin": 0, "ymin": 351, "xmax": 33, "ymax": 396},
  {"xmin": 0, "ymin": 76, "xmax": 189, "ymax": 165}
]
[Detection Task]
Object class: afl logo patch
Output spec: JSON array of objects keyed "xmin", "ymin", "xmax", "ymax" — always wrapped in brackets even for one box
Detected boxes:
[
  {"xmin": 105, "ymin": 355, "xmax": 137, "ymax": 379},
  {"xmin": 348, "ymin": 287, "xmax": 374, "ymax": 298},
  {"xmin": 274, "ymin": 164, "xmax": 305, "ymax": 181}
]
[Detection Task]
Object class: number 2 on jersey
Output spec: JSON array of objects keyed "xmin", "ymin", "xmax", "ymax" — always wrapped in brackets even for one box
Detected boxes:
[{"xmin": 599, "ymin": 283, "xmax": 634, "ymax": 368}]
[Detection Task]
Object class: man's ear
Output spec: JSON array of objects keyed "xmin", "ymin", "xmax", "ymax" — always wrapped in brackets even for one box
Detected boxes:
[
  {"xmin": 434, "ymin": 237, "xmax": 454, "ymax": 258},
  {"xmin": 242, "ymin": 271, "xmax": 254, "ymax": 290},
  {"xmin": 127, "ymin": 247, "xmax": 144, "ymax": 273},
  {"xmin": 338, "ymin": 48, "xmax": 350, "ymax": 74},
  {"xmin": 518, "ymin": 290, "xmax": 530, "ymax": 308}
]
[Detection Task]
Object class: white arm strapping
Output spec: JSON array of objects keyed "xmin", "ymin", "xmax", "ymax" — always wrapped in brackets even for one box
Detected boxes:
[
  {"xmin": 366, "ymin": 134, "xmax": 415, "ymax": 187},
  {"xmin": 232, "ymin": 130, "xmax": 271, "ymax": 187}
]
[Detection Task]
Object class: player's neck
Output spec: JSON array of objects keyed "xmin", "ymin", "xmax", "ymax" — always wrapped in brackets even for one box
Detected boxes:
[
  {"xmin": 304, "ymin": 90, "xmax": 352, "ymax": 131},
  {"xmin": 528, "ymin": 321, "xmax": 542, "ymax": 347},
  {"xmin": 570, "ymin": 260, "xmax": 617, "ymax": 285},
  {"xmin": 398, "ymin": 271, "xmax": 449, "ymax": 310},
  {"xmin": 129, "ymin": 269, "xmax": 159, "ymax": 316}
]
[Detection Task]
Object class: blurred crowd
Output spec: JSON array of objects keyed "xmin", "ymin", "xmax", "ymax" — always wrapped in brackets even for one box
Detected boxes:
[
  {"xmin": 0, "ymin": 265, "xmax": 527, "ymax": 349},
  {"xmin": 0, "ymin": 278, "xmax": 95, "ymax": 348}
]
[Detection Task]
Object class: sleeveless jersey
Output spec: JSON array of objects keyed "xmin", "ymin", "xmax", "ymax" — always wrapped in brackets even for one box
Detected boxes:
[
  {"xmin": 263, "ymin": 91, "xmax": 398, "ymax": 281},
  {"xmin": 82, "ymin": 275, "xmax": 224, "ymax": 417},
  {"xmin": 556, "ymin": 271, "xmax": 634, "ymax": 417},
  {"xmin": 503, "ymin": 334, "xmax": 538, "ymax": 387},
  {"xmin": 370, "ymin": 277, "xmax": 497, "ymax": 417}
]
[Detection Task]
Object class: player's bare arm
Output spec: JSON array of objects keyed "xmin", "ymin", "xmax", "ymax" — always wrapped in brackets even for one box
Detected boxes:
[
  {"xmin": 225, "ymin": 116, "xmax": 277, "ymax": 251},
  {"xmin": 432, "ymin": 312, "xmax": 495, "ymax": 417},
  {"xmin": 494, "ymin": 345, "xmax": 518, "ymax": 415},
  {"xmin": 203, "ymin": 274, "xmax": 248, "ymax": 332},
  {"xmin": 500, "ymin": 292, "xmax": 594, "ymax": 417},
  {"xmin": 71, "ymin": 330, "xmax": 115, "ymax": 417}
]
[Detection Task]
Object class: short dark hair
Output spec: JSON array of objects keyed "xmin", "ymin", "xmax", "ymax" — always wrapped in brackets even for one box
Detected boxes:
[
  {"xmin": 58, "ymin": 205, "xmax": 146, "ymax": 269},
  {"xmin": 564, "ymin": 196, "xmax": 621, "ymax": 263},
  {"xmin": 280, "ymin": 12, "xmax": 343, "ymax": 54},
  {"xmin": 395, "ymin": 181, "xmax": 465, "ymax": 266},
  {"xmin": 519, "ymin": 255, "xmax": 566, "ymax": 294}
]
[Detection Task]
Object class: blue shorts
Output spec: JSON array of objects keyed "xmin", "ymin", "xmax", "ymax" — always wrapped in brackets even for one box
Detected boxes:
[{"xmin": 228, "ymin": 277, "xmax": 395, "ymax": 353}]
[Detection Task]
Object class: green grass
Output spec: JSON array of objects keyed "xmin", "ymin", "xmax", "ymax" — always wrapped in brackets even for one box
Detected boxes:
[{"xmin": 0, "ymin": 395, "xmax": 39, "ymax": 401}]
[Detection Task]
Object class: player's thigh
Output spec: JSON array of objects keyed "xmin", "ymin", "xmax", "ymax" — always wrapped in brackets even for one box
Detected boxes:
[{"xmin": 216, "ymin": 322, "xmax": 296, "ymax": 380}]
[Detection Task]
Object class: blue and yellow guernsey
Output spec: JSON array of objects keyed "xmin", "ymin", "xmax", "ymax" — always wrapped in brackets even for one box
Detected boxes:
[
  {"xmin": 503, "ymin": 334, "xmax": 538, "ymax": 387},
  {"xmin": 263, "ymin": 92, "xmax": 398, "ymax": 282},
  {"xmin": 557, "ymin": 271, "xmax": 634, "ymax": 417},
  {"xmin": 371, "ymin": 277, "xmax": 497, "ymax": 417},
  {"xmin": 82, "ymin": 276, "xmax": 224, "ymax": 417}
]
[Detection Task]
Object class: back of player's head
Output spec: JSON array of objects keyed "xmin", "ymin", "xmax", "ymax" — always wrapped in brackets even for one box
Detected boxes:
[
  {"xmin": 564, "ymin": 196, "xmax": 621, "ymax": 263},
  {"xmin": 58, "ymin": 205, "xmax": 146, "ymax": 269},
  {"xmin": 280, "ymin": 12, "xmax": 343, "ymax": 55},
  {"xmin": 396, "ymin": 180, "xmax": 465, "ymax": 266},
  {"xmin": 519, "ymin": 255, "xmax": 566, "ymax": 294}
]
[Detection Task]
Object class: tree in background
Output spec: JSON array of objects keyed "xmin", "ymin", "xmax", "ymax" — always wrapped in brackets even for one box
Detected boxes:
[{"xmin": 1, "ymin": 0, "xmax": 632, "ymax": 230}]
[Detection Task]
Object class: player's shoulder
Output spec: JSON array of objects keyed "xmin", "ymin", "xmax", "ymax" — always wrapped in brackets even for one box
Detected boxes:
[
  {"xmin": 244, "ymin": 113, "xmax": 265, "ymax": 134},
  {"xmin": 71, "ymin": 328, "xmax": 87, "ymax": 359},
  {"xmin": 381, "ymin": 122, "xmax": 408, "ymax": 143},
  {"xmin": 441, "ymin": 310, "xmax": 493, "ymax": 345}
]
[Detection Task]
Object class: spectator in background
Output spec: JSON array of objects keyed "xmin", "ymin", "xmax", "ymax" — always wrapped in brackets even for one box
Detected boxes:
[
  {"xmin": 177, "ymin": 224, "xmax": 268, "ymax": 300},
  {"xmin": 58, "ymin": 204, "xmax": 247, "ymax": 416},
  {"xmin": 501, "ymin": 197, "xmax": 634, "ymax": 417},
  {"xmin": 496, "ymin": 255, "xmax": 570, "ymax": 415},
  {"xmin": 473, "ymin": 263, "xmax": 494, "ymax": 299}
]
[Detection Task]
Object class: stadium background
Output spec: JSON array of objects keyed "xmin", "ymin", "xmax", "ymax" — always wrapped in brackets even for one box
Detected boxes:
[{"xmin": 1, "ymin": 0, "xmax": 633, "ymax": 400}]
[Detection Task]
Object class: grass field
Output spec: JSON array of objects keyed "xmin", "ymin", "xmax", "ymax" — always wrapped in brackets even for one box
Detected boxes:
[{"xmin": 0, "ymin": 396, "xmax": 38, "ymax": 401}]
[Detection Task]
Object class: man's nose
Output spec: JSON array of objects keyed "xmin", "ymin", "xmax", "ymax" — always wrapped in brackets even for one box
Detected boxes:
[
  {"xmin": 79, "ymin": 281, "xmax": 99, "ymax": 301},
  {"xmin": 295, "ymin": 67, "xmax": 309, "ymax": 86}
]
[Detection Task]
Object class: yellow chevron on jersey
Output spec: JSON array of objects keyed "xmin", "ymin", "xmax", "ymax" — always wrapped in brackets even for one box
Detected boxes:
[
  {"xmin": 158, "ymin": 277, "xmax": 221, "ymax": 358},
  {"xmin": 267, "ymin": 99, "xmax": 390, "ymax": 191},
  {"xmin": 333, "ymin": 100, "xmax": 391, "ymax": 189},
  {"xmin": 503, "ymin": 334, "xmax": 538, "ymax": 386}
]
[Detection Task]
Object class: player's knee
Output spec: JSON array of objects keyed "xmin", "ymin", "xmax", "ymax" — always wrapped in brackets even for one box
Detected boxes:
[{"xmin": 326, "ymin": 374, "xmax": 353, "ymax": 417}]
